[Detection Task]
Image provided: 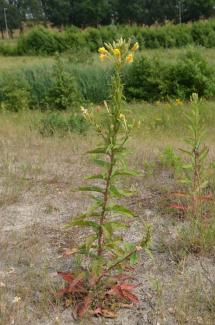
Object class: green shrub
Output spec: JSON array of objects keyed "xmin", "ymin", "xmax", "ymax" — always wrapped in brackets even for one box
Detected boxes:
[
  {"xmin": 2, "ymin": 19, "xmax": 215, "ymax": 56},
  {"xmin": 0, "ymin": 74, "xmax": 29, "ymax": 111},
  {"xmin": 67, "ymin": 113, "xmax": 89, "ymax": 133},
  {"xmin": 46, "ymin": 56, "xmax": 82, "ymax": 110},
  {"xmin": 17, "ymin": 26, "xmax": 67, "ymax": 55},
  {"xmin": 124, "ymin": 55, "xmax": 163, "ymax": 101},
  {"xmin": 162, "ymin": 49, "xmax": 215, "ymax": 99},
  {"xmin": 39, "ymin": 112, "xmax": 67, "ymax": 136},
  {"xmin": 64, "ymin": 26, "xmax": 86, "ymax": 50},
  {"xmin": 191, "ymin": 20, "xmax": 215, "ymax": 47},
  {"xmin": 84, "ymin": 27, "xmax": 103, "ymax": 51}
]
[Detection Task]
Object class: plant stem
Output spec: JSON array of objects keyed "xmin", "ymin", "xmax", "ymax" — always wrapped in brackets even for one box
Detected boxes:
[
  {"xmin": 98, "ymin": 150, "xmax": 115, "ymax": 256},
  {"xmin": 97, "ymin": 68, "xmax": 123, "ymax": 257}
]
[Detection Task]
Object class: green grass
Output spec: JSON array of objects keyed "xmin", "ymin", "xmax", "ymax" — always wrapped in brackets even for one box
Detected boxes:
[
  {"xmin": 143, "ymin": 47, "xmax": 215, "ymax": 65},
  {"xmin": 0, "ymin": 55, "xmax": 54, "ymax": 71},
  {"xmin": 0, "ymin": 47, "xmax": 215, "ymax": 72}
]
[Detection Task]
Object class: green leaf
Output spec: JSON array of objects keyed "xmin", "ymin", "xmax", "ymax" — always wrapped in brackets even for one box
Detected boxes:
[
  {"xmin": 67, "ymin": 220, "xmax": 100, "ymax": 230},
  {"xmin": 113, "ymin": 147, "xmax": 127, "ymax": 154},
  {"xmin": 93, "ymin": 159, "xmax": 111, "ymax": 169},
  {"xmin": 130, "ymin": 251, "xmax": 138, "ymax": 265},
  {"xmin": 102, "ymin": 221, "xmax": 127, "ymax": 239},
  {"xmin": 84, "ymin": 235, "xmax": 97, "ymax": 252},
  {"xmin": 79, "ymin": 186, "xmax": 104, "ymax": 193},
  {"xmin": 179, "ymin": 148, "xmax": 193, "ymax": 156},
  {"xmin": 112, "ymin": 169, "xmax": 139, "ymax": 178},
  {"xmin": 123, "ymin": 242, "xmax": 136, "ymax": 253},
  {"xmin": 91, "ymin": 258, "xmax": 105, "ymax": 276},
  {"xmin": 109, "ymin": 185, "xmax": 133, "ymax": 198},
  {"xmin": 106, "ymin": 204, "xmax": 135, "ymax": 217},
  {"xmin": 88, "ymin": 147, "xmax": 108, "ymax": 154},
  {"xmin": 85, "ymin": 174, "xmax": 105, "ymax": 180}
]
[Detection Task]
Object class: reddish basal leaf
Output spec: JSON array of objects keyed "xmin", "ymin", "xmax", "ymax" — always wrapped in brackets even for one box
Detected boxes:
[
  {"xmin": 121, "ymin": 290, "xmax": 139, "ymax": 303},
  {"xmin": 57, "ymin": 272, "xmax": 74, "ymax": 283},
  {"xmin": 170, "ymin": 204, "xmax": 188, "ymax": 211},
  {"xmin": 76, "ymin": 295, "xmax": 92, "ymax": 318},
  {"xmin": 170, "ymin": 192, "xmax": 189, "ymax": 198},
  {"xmin": 199, "ymin": 194, "xmax": 213, "ymax": 201},
  {"xmin": 108, "ymin": 283, "xmax": 139, "ymax": 304},
  {"xmin": 119, "ymin": 284, "xmax": 138, "ymax": 291},
  {"xmin": 56, "ymin": 285, "xmax": 70, "ymax": 297},
  {"xmin": 112, "ymin": 274, "xmax": 135, "ymax": 282},
  {"xmin": 56, "ymin": 272, "xmax": 85, "ymax": 297}
]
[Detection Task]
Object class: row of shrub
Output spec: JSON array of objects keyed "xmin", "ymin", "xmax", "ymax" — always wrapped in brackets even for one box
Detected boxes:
[
  {"xmin": 0, "ymin": 49, "xmax": 214, "ymax": 114},
  {"xmin": 1, "ymin": 19, "xmax": 215, "ymax": 56}
]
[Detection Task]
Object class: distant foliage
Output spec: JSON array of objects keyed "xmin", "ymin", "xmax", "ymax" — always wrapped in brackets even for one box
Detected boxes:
[
  {"xmin": 125, "ymin": 49, "xmax": 215, "ymax": 101},
  {"xmin": 0, "ymin": 49, "xmax": 215, "ymax": 111},
  {"xmin": 46, "ymin": 56, "xmax": 82, "ymax": 110},
  {"xmin": 1, "ymin": 20, "xmax": 215, "ymax": 56}
]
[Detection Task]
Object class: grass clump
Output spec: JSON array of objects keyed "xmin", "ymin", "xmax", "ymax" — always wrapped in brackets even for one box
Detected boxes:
[{"xmin": 39, "ymin": 112, "xmax": 89, "ymax": 136}]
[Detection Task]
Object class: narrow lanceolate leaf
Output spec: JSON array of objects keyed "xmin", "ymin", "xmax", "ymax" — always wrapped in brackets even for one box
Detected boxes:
[
  {"xmin": 79, "ymin": 186, "xmax": 104, "ymax": 193},
  {"xmin": 65, "ymin": 211, "xmax": 101, "ymax": 228},
  {"xmin": 109, "ymin": 185, "xmax": 133, "ymax": 198},
  {"xmin": 93, "ymin": 159, "xmax": 111, "ymax": 169},
  {"xmin": 112, "ymin": 169, "xmax": 139, "ymax": 178},
  {"xmin": 113, "ymin": 147, "xmax": 127, "ymax": 154},
  {"xmin": 179, "ymin": 148, "xmax": 193, "ymax": 156},
  {"xmin": 88, "ymin": 147, "xmax": 108, "ymax": 154},
  {"xmin": 66, "ymin": 220, "xmax": 100, "ymax": 231},
  {"xmin": 106, "ymin": 204, "xmax": 135, "ymax": 217},
  {"xmin": 85, "ymin": 173, "xmax": 106, "ymax": 180}
]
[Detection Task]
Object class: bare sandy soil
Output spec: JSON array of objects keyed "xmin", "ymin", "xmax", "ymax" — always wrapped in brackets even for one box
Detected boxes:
[{"xmin": 0, "ymin": 125, "xmax": 214, "ymax": 325}]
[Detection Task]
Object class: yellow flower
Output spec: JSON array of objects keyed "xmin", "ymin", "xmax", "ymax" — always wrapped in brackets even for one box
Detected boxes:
[
  {"xmin": 99, "ymin": 53, "xmax": 107, "ymax": 61},
  {"xmin": 175, "ymin": 98, "xmax": 183, "ymax": 106},
  {"xmin": 98, "ymin": 47, "xmax": 108, "ymax": 55},
  {"xmin": 119, "ymin": 113, "xmax": 125, "ymax": 120},
  {"xmin": 131, "ymin": 42, "xmax": 139, "ymax": 52},
  {"xmin": 113, "ymin": 48, "xmax": 121, "ymax": 58},
  {"xmin": 126, "ymin": 54, "xmax": 134, "ymax": 64},
  {"xmin": 12, "ymin": 296, "xmax": 21, "ymax": 304}
]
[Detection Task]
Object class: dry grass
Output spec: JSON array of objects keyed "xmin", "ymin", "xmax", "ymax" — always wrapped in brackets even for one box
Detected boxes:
[{"xmin": 0, "ymin": 106, "xmax": 215, "ymax": 324}]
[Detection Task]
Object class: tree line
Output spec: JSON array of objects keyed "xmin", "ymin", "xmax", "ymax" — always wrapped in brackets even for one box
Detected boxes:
[{"xmin": 0, "ymin": 0, "xmax": 214, "ymax": 37}]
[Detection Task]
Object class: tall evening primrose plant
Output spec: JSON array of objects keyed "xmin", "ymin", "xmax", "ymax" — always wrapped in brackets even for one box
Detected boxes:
[{"xmin": 57, "ymin": 39, "xmax": 151, "ymax": 319}]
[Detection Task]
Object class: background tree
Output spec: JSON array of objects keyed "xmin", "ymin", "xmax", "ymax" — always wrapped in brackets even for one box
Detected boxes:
[
  {"xmin": 41, "ymin": 0, "xmax": 70, "ymax": 26},
  {"xmin": 69, "ymin": 0, "xmax": 112, "ymax": 27},
  {"xmin": 183, "ymin": 0, "xmax": 215, "ymax": 22}
]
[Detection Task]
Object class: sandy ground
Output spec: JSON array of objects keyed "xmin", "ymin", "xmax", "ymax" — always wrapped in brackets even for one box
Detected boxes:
[{"xmin": 0, "ymin": 129, "xmax": 214, "ymax": 325}]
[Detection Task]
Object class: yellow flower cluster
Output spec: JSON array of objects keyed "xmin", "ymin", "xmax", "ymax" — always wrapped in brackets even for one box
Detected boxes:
[
  {"xmin": 175, "ymin": 98, "xmax": 183, "ymax": 106},
  {"xmin": 98, "ymin": 39, "xmax": 139, "ymax": 66}
]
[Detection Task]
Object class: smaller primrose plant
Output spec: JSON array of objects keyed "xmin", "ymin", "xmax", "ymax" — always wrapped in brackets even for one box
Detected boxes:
[
  {"xmin": 170, "ymin": 93, "xmax": 214, "ymax": 254},
  {"xmin": 57, "ymin": 39, "xmax": 151, "ymax": 319},
  {"xmin": 171, "ymin": 93, "xmax": 212, "ymax": 218}
]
